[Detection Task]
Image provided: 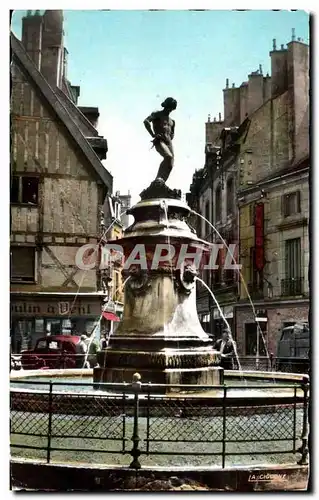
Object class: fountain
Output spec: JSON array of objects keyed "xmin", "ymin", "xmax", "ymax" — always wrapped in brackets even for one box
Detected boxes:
[
  {"xmin": 94, "ymin": 183, "xmax": 222, "ymax": 389},
  {"xmin": 93, "ymin": 96, "xmax": 225, "ymax": 389},
  {"xmin": 10, "ymin": 98, "xmax": 309, "ymax": 489}
]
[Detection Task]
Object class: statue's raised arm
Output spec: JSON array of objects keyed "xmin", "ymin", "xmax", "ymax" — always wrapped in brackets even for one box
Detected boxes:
[
  {"xmin": 144, "ymin": 97, "xmax": 177, "ymax": 183},
  {"xmin": 143, "ymin": 113, "xmax": 156, "ymax": 139}
]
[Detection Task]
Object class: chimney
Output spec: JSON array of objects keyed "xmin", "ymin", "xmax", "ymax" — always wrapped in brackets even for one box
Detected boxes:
[
  {"xmin": 219, "ymin": 112, "xmax": 222, "ymax": 121},
  {"xmin": 63, "ymin": 47, "xmax": 68, "ymax": 79},
  {"xmin": 223, "ymin": 83, "xmax": 240, "ymax": 126},
  {"xmin": 70, "ymin": 85, "xmax": 80, "ymax": 105},
  {"xmin": 247, "ymin": 71, "xmax": 264, "ymax": 115},
  {"xmin": 40, "ymin": 10, "xmax": 64, "ymax": 88},
  {"xmin": 270, "ymin": 39, "xmax": 288, "ymax": 97},
  {"xmin": 292, "ymin": 28, "xmax": 296, "ymax": 41},
  {"xmin": 287, "ymin": 39, "xmax": 309, "ymax": 160},
  {"xmin": 21, "ymin": 11, "xmax": 43, "ymax": 70}
]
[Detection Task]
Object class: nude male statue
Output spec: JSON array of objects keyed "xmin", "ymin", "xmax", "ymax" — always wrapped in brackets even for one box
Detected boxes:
[{"xmin": 143, "ymin": 97, "xmax": 177, "ymax": 183}]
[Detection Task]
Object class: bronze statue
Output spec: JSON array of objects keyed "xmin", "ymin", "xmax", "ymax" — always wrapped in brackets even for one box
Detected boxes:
[{"xmin": 144, "ymin": 97, "xmax": 177, "ymax": 183}]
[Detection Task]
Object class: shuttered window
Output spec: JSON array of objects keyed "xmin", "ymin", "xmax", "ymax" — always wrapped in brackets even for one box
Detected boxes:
[
  {"xmin": 205, "ymin": 201, "xmax": 210, "ymax": 236},
  {"xmin": 11, "ymin": 247, "xmax": 35, "ymax": 282},
  {"xmin": 215, "ymin": 185, "xmax": 222, "ymax": 222},
  {"xmin": 285, "ymin": 238, "xmax": 301, "ymax": 279},
  {"xmin": 226, "ymin": 177, "xmax": 234, "ymax": 215},
  {"xmin": 282, "ymin": 191, "xmax": 301, "ymax": 217},
  {"xmin": 249, "ymin": 203, "xmax": 255, "ymax": 225}
]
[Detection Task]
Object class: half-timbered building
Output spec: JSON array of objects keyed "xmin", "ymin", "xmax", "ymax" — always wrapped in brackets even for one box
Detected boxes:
[{"xmin": 10, "ymin": 11, "xmax": 112, "ymax": 351}]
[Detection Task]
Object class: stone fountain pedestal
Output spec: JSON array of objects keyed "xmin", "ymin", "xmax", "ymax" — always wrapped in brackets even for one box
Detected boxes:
[{"xmin": 94, "ymin": 181, "xmax": 222, "ymax": 390}]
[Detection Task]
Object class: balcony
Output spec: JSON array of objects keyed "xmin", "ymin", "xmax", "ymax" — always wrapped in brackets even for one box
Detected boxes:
[
  {"xmin": 281, "ymin": 278, "xmax": 304, "ymax": 297},
  {"xmin": 247, "ymin": 283, "xmax": 264, "ymax": 300}
]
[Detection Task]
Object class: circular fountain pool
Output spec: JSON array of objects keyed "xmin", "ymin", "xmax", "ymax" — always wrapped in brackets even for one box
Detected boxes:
[
  {"xmin": 10, "ymin": 368, "xmax": 307, "ymax": 399},
  {"xmin": 10, "ymin": 367, "xmax": 309, "ymax": 474}
]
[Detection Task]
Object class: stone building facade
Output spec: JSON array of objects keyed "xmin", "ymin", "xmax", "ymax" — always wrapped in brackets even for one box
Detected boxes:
[
  {"xmin": 100, "ymin": 194, "xmax": 124, "ymax": 334},
  {"xmin": 236, "ymin": 37, "xmax": 309, "ymax": 356},
  {"xmin": 187, "ymin": 34, "xmax": 309, "ymax": 354},
  {"xmin": 116, "ymin": 190, "xmax": 132, "ymax": 230},
  {"xmin": 10, "ymin": 11, "xmax": 112, "ymax": 352}
]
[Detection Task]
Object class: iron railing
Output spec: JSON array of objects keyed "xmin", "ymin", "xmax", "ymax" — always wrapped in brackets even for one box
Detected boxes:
[
  {"xmin": 10, "ymin": 353, "xmax": 310, "ymax": 374},
  {"xmin": 236, "ymin": 356, "xmax": 310, "ymax": 374},
  {"xmin": 10, "ymin": 375, "xmax": 309, "ymax": 469},
  {"xmin": 247, "ymin": 282, "xmax": 264, "ymax": 300},
  {"xmin": 281, "ymin": 278, "xmax": 304, "ymax": 297}
]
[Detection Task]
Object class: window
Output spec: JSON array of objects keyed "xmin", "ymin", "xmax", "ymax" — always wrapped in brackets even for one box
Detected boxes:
[
  {"xmin": 62, "ymin": 319, "xmax": 72, "ymax": 334},
  {"xmin": 224, "ymin": 231, "xmax": 235, "ymax": 284},
  {"xmin": 37, "ymin": 340, "xmax": 47, "ymax": 350},
  {"xmin": 35, "ymin": 319, "xmax": 44, "ymax": 334},
  {"xmin": 226, "ymin": 177, "xmax": 234, "ymax": 215},
  {"xmin": 11, "ymin": 175, "xmax": 39, "ymax": 205},
  {"xmin": 46, "ymin": 319, "xmax": 61, "ymax": 335},
  {"xmin": 249, "ymin": 247, "xmax": 264, "ymax": 297},
  {"xmin": 11, "ymin": 176, "xmax": 19, "ymax": 203},
  {"xmin": 12, "ymin": 319, "xmax": 33, "ymax": 352},
  {"xmin": 212, "ymin": 247, "xmax": 223, "ymax": 285},
  {"xmin": 48, "ymin": 341, "xmax": 59, "ymax": 350},
  {"xmin": 249, "ymin": 203, "xmax": 255, "ymax": 225},
  {"xmin": 250, "ymin": 247, "xmax": 257, "ymax": 284},
  {"xmin": 97, "ymin": 185, "xmax": 105, "ymax": 206},
  {"xmin": 11, "ymin": 246, "xmax": 35, "ymax": 282},
  {"xmin": 282, "ymin": 191, "xmax": 301, "ymax": 217},
  {"xmin": 245, "ymin": 322, "xmax": 267, "ymax": 355},
  {"xmin": 205, "ymin": 201, "xmax": 210, "ymax": 236},
  {"xmin": 282, "ymin": 238, "xmax": 302, "ymax": 296},
  {"xmin": 203, "ymin": 268, "xmax": 210, "ymax": 288},
  {"xmin": 285, "ymin": 238, "xmax": 301, "ymax": 279},
  {"xmin": 215, "ymin": 185, "xmax": 222, "ymax": 222}
]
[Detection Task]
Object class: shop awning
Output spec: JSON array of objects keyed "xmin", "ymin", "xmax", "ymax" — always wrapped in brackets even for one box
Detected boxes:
[{"xmin": 102, "ymin": 311, "xmax": 120, "ymax": 322}]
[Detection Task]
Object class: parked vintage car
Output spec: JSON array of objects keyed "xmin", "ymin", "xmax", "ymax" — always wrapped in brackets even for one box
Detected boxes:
[
  {"xmin": 20, "ymin": 335, "xmax": 83, "ymax": 370},
  {"xmin": 276, "ymin": 322, "xmax": 309, "ymax": 373}
]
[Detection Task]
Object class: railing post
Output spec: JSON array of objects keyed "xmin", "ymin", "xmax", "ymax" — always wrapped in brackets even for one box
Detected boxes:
[
  {"xmin": 293, "ymin": 385, "xmax": 297, "ymax": 454},
  {"xmin": 297, "ymin": 376, "xmax": 309, "ymax": 465},
  {"xmin": 222, "ymin": 385, "xmax": 227, "ymax": 469},
  {"xmin": 269, "ymin": 352, "xmax": 274, "ymax": 372},
  {"xmin": 146, "ymin": 382, "xmax": 151, "ymax": 455},
  {"xmin": 47, "ymin": 381, "xmax": 53, "ymax": 464},
  {"xmin": 130, "ymin": 373, "xmax": 142, "ymax": 469}
]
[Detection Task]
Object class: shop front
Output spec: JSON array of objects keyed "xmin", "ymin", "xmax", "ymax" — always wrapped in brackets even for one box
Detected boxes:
[{"xmin": 10, "ymin": 293, "xmax": 104, "ymax": 353}]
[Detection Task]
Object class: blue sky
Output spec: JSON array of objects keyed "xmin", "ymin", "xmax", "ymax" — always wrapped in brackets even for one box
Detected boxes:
[{"xmin": 11, "ymin": 10, "xmax": 310, "ymax": 203}]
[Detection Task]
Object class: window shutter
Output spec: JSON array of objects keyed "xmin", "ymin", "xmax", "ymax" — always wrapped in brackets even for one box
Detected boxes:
[
  {"xmin": 296, "ymin": 191, "xmax": 301, "ymax": 213},
  {"xmin": 11, "ymin": 247, "xmax": 35, "ymax": 279},
  {"xmin": 282, "ymin": 194, "xmax": 287, "ymax": 217}
]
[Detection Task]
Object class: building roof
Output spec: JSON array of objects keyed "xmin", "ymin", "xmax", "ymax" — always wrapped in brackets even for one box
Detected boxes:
[{"xmin": 10, "ymin": 32, "xmax": 113, "ymax": 192}]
